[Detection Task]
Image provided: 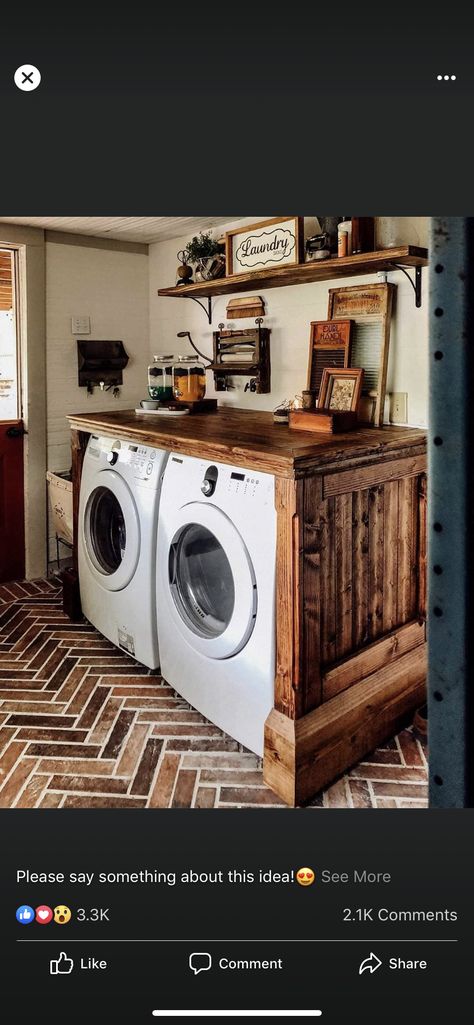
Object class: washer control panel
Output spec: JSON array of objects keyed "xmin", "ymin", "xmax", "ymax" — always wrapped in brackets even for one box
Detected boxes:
[
  {"xmin": 128, "ymin": 444, "xmax": 156, "ymax": 481},
  {"xmin": 86, "ymin": 437, "xmax": 160, "ymax": 485}
]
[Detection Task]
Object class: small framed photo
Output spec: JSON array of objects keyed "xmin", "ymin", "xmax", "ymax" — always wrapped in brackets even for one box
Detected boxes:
[
  {"xmin": 319, "ymin": 367, "xmax": 364, "ymax": 414},
  {"xmin": 225, "ymin": 217, "xmax": 304, "ymax": 276}
]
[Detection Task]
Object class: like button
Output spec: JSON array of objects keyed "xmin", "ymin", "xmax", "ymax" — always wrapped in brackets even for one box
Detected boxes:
[{"xmin": 50, "ymin": 952, "xmax": 74, "ymax": 975}]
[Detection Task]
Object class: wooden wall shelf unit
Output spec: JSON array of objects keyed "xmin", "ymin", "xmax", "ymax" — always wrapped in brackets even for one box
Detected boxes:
[
  {"xmin": 158, "ymin": 246, "xmax": 428, "ymax": 315},
  {"xmin": 68, "ymin": 409, "xmax": 427, "ymax": 807}
]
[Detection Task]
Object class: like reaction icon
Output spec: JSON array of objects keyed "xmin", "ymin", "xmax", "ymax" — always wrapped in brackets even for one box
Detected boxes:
[
  {"xmin": 50, "ymin": 952, "xmax": 74, "ymax": 975},
  {"xmin": 16, "ymin": 905, "xmax": 35, "ymax": 925}
]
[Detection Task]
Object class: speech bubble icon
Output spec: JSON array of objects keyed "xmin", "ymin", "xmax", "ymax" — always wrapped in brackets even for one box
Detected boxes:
[{"xmin": 189, "ymin": 951, "xmax": 212, "ymax": 975}]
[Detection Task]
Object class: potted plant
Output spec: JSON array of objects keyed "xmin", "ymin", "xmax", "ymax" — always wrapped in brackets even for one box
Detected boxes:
[{"xmin": 185, "ymin": 232, "xmax": 226, "ymax": 281}]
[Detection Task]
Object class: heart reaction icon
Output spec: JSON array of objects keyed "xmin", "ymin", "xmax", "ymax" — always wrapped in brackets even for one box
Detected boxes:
[{"xmin": 35, "ymin": 905, "xmax": 53, "ymax": 925}]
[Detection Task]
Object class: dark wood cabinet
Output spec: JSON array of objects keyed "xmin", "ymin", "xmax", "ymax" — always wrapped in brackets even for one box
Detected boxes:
[{"xmin": 266, "ymin": 437, "xmax": 426, "ymax": 805}]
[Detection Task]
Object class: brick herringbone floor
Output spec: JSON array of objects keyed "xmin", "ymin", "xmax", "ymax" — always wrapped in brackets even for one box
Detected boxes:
[{"xmin": 0, "ymin": 580, "xmax": 428, "ymax": 809}]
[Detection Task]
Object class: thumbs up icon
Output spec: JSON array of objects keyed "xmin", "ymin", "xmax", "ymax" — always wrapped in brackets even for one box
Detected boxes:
[{"xmin": 50, "ymin": 952, "xmax": 74, "ymax": 975}]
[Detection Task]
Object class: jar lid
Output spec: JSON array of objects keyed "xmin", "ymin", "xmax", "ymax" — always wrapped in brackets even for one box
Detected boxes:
[
  {"xmin": 153, "ymin": 354, "xmax": 174, "ymax": 361},
  {"xmin": 176, "ymin": 355, "xmax": 197, "ymax": 362}
]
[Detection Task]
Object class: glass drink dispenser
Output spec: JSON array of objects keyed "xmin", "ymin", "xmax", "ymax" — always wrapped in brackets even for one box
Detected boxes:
[
  {"xmin": 148, "ymin": 355, "xmax": 174, "ymax": 401},
  {"xmin": 172, "ymin": 356, "xmax": 206, "ymax": 402}
]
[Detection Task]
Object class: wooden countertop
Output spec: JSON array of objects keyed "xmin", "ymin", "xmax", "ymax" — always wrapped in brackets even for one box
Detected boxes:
[{"xmin": 67, "ymin": 408, "xmax": 427, "ymax": 479}]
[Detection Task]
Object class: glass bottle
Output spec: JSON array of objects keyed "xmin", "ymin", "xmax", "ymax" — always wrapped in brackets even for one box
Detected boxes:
[
  {"xmin": 172, "ymin": 355, "xmax": 206, "ymax": 402},
  {"xmin": 148, "ymin": 355, "xmax": 174, "ymax": 401},
  {"xmin": 338, "ymin": 217, "xmax": 352, "ymax": 255},
  {"xmin": 351, "ymin": 217, "xmax": 375, "ymax": 254}
]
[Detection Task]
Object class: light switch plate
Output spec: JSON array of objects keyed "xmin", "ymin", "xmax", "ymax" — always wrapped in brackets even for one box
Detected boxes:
[
  {"xmin": 71, "ymin": 315, "xmax": 91, "ymax": 335},
  {"xmin": 390, "ymin": 391, "xmax": 408, "ymax": 423}
]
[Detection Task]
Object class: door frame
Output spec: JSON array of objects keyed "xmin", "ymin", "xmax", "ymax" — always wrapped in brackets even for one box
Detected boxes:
[{"xmin": 0, "ymin": 223, "xmax": 46, "ymax": 580}]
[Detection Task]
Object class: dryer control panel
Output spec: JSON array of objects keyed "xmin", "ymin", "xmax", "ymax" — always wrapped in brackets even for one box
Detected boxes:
[
  {"xmin": 226, "ymin": 470, "xmax": 264, "ymax": 500},
  {"xmin": 167, "ymin": 454, "xmax": 274, "ymax": 510}
]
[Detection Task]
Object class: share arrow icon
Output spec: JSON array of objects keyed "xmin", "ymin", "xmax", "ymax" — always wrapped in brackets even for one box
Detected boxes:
[{"xmin": 359, "ymin": 952, "xmax": 383, "ymax": 975}]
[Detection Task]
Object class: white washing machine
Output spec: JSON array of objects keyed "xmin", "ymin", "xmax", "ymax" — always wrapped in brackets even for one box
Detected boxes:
[
  {"xmin": 79, "ymin": 434, "xmax": 168, "ymax": 668},
  {"xmin": 156, "ymin": 453, "xmax": 276, "ymax": 755}
]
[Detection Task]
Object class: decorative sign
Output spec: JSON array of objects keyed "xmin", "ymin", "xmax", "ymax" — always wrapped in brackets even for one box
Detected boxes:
[
  {"xmin": 307, "ymin": 319, "xmax": 353, "ymax": 398},
  {"xmin": 225, "ymin": 217, "xmax": 303, "ymax": 276}
]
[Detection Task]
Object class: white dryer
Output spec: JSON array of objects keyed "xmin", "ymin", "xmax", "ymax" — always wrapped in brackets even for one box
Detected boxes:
[
  {"xmin": 156, "ymin": 453, "xmax": 276, "ymax": 755},
  {"xmin": 78, "ymin": 434, "xmax": 167, "ymax": 668}
]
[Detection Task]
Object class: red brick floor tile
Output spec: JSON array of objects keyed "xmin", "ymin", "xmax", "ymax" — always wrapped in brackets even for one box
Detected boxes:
[{"xmin": 0, "ymin": 577, "xmax": 429, "ymax": 809}]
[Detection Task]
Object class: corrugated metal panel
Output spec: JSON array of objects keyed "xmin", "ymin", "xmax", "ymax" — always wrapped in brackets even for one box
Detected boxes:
[{"xmin": 429, "ymin": 217, "xmax": 474, "ymax": 808}]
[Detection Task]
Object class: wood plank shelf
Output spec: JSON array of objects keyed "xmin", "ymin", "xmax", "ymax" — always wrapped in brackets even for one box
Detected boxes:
[{"xmin": 157, "ymin": 246, "xmax": 428, "ymax": 300}]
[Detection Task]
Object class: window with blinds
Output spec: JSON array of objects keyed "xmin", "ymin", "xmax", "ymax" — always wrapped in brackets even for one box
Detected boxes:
[{"xmin": 0, "ymin": 249, "xmax": 18, "ymax": 420}]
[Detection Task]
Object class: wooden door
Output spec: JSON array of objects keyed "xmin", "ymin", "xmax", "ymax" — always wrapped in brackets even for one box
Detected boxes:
[
  {"xmin": 0, "ymin": 421, "xmax": 25, "ymax": 581},
  {"xmin": 0, "ymin": 249, "xmax": 25, "ymax": 582}
]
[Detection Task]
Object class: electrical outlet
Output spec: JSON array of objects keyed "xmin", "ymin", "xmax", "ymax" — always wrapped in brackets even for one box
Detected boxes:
[{"xmin": 390, "ymin": 391, "xmax": 408, "ymax": 423}]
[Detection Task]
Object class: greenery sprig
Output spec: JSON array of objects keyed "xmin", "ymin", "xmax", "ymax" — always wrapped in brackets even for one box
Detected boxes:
[{"xmin": 185, "ymin": 232, "xmax": 222, "ymax": 263}]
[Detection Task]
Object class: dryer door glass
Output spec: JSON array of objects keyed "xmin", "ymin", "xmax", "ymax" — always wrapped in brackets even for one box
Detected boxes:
[
  {"xmin": 87, "ymin": 486, "xmax": 126, "ymax": 574},
  {"xmin": 170, "ymin": 523, "xmax": 235, "ymax": 638}
]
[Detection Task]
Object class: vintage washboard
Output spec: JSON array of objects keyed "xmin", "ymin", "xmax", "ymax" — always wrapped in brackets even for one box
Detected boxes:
[
  {"xmin": 307, "ymin": 319, "xmax": 353, "ymax": 398},
  {"xmin": 327, "ymin": 282, "xmax": 395, "ymax": 427}
]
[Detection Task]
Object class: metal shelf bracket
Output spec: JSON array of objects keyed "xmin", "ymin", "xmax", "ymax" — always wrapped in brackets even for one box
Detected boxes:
[
  {"xmin": 176, "ymin": 294, "xmax": 212, "ymax": 323},
  {"xmin": 393, "ymin": 264, "xmax": 423, "ymax": 308}
]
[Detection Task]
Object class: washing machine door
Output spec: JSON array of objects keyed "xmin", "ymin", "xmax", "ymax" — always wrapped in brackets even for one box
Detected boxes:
[
  {"xmin": 83, "ymin": 470, "xmax": 140, "ymax": 592},
  {"xmin": 167, "ymin": 502, "xmax": 257, "ymax": 659}
]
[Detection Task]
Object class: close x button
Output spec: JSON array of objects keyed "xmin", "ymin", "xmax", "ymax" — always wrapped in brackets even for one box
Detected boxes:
[{"xmin": 14, "ymin": 65, "xmax": 42, "ymax": 91}]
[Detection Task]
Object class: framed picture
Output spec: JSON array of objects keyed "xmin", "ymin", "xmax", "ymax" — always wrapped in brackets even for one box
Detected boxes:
[
  {"xmin": 319, "ymin": 367, "xmax": 364, "ymax": 414},
  {"xmin": 307, "ymin": 319, "xmax": 353, "ymax": 398},
  {"xmin": 225, "ymin": 217, "xmax": 304, "ymax": 276},
  {"xmin": 327, "ymin": 282, "xmax": 395, "ymax": 426}
]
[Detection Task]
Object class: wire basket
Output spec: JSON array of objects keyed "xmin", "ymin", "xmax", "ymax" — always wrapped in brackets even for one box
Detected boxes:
[{"xmin": 46, "ymin": 470, "xmax": 73, "ymax": 545}]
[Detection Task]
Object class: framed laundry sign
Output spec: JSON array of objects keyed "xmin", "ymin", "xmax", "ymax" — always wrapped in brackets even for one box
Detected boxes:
[{"xmin": 225, "ymin": 217, "xmax": 304, "ymax": 276}]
